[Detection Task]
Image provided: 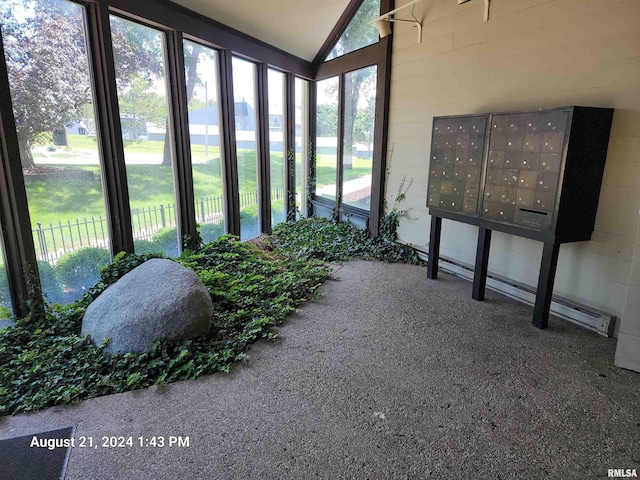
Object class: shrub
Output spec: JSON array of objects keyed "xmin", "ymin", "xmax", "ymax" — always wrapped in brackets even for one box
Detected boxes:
[
  {"xmin": 38, "ymin": 261, "xmax": 65, "ymax": 304},
  {"xmin": 0, "ymin": 266, "xmax": 12, "ymax": 310},
  {"xmin": 133, "ymin": 239, "xmax": 163, "ymax": 255},
  {"xmin": 151, "ymin": 227, "xmax": 179, "ymax": 257},
  {"xmin": 239, "ymin": 205, "xmax": 259, "ymax": 239},
  {"xmin": 0, "ymin": 260, "xmax": 64, "ymax": 309},
  {"xmin": 199, "ymin": 221, "xmax": 225, "ymax": 245},
  {"xmin": 272, "ymin": 199, "xmax": 287, "ymax": 226},
  {"xmin": 56, "ymin": 247, "xmax": 111, "ymax": 295}
]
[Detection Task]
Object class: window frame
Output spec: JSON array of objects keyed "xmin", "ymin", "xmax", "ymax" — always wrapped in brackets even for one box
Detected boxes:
[
  {"xmin": 310, "ymin": 0, "xmax": 393, "ymax": 234},
  {"xmin": 231, "ymin": 55, "xmax": 261, "ymax": 240},
  {"xmin": 0, "ymin": 0, "xmax": 314, "ymax": 317},
  {"xmin": 324, "ymin": 0, "xmax": 381, "ymax": 62},
  {"xmin": 181, "ymin": 37, "xmax": 229, "ymax": 243}
]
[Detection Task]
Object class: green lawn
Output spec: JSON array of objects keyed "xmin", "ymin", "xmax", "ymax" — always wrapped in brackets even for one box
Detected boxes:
[
  {"xmin": 24, "ymin": 135, "xmax": 368, "ymax": 254},
  {"xmin": 25, "ymin": 138, "xmax": 279, "ymax": 254},
  {"xmin": 66, "ymin": 134, "xmax": 100, "ymax": 151},
  {"xmin": 25, "ymin": 163, "xmax": 229, "ymax": 227},
  {"xmin": 315, "ymin": 153, "xmax": 372, "ymax": 187},
  {"xmin": 65, "ymin": 134, "xmax": 366, "ymax": 195},
  {"xmin": 67, "ymin": 134, "xmax": 227, "ymax": 161},
  {"xmin": 33, "ymin": 152, "xmax": 78, "ymax": 159},
  {"xmin": 27, "ymin": 136, "xmax": 274, "ymax": 227}
]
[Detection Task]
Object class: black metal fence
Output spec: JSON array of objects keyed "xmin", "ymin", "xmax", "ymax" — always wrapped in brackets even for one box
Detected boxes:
[{"xmin": 33, "ymin": 187, "xmax": 285, "ymax": 264}]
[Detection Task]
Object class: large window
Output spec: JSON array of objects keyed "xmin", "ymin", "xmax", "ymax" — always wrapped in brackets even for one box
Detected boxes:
[
  {"xmin": 2, "ymin": 0, "xmax": 111, "ymax": 303},
  {"xmin": 0, "ymin": 0, "xmax": 347, "ymax": 315},
  {"xmin": 183, "ymin": 40, "xmax": 225, "ymax": 244},
  {"xmin": 111, "ymin": 16, "xmax": 180, "ymax": 257},
  {"xmin": 325, "ymin": 0, "xmax": 380, "ymax": 61},
  {"xmin": 315, "ymin": 76, "xmax": 339, "ymax": 202},
  {"xmin": 342, "ymin": 66, "xmax": 376, "ymax": 211},
  {"xmin": 232, "ymin": 57, "xmax": 260, "ymax": 240},
  {"xmin": 268, "ymin": 69, "xmax": 286, "ymax": 226},
  {"xmin": 295, "ymin": 77, "xmax": 310, "ymax": 216},
  {"xmin": 315, "ymin": 0, "xmax": 389, "ymax": 228},
  {"xmin": 314, "ymin": 67, "xmax": 378, "ymax": 214}
]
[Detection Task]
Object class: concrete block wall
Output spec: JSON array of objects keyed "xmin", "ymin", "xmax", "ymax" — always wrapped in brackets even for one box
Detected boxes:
[{"xmin": 385, "ymin": 0, "xmax": 640, "ymax": 370}]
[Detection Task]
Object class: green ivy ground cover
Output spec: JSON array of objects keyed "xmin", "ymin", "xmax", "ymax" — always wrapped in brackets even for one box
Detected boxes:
[
  {"xmin": 274, "ymin": 216, "xmax": 422, "ymax": 264},
  {"xmin": 0, "ymin": 217, "xmax": 421, "ymax": 416}
]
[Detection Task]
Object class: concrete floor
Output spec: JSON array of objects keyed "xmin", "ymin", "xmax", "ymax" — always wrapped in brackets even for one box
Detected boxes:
[{"xmin": 0, "ymin": 260, "xmax": 638, "ymax": 479}]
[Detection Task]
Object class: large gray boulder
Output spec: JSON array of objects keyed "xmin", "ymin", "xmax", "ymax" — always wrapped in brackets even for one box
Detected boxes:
[{"xmin": 81, "ymin": 258, "xmax": 212, "ymax": 354}]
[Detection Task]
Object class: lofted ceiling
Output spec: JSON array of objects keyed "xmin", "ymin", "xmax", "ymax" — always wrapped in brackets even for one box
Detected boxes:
[{"xmin": 167, "ymin": 0, "xmax": 353, "ymax": 62}]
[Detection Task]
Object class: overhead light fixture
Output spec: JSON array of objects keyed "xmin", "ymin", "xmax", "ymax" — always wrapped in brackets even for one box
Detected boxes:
[
  {"xmin": 369, "ymin": 0, "xmax": 424, "ymax": 43},
  {"xmin": 377, "ymin": 19, "xmax": 392, "ymax": 38}
]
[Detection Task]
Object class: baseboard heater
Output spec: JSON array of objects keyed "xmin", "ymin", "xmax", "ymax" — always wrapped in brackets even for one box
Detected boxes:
[{"xmin": 408, "ymin": 246, "xmax": 616, "ymax": 337}]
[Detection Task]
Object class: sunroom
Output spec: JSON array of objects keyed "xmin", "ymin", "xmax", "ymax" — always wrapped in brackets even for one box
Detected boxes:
[{"xmin": 0, "ymin": 0, "xmax": 639, "ymax": 477}]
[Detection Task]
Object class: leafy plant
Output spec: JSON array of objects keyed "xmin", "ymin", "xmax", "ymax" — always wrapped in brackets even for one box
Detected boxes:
[
  {"xmin": 0, "ymin": 305, "xmax": 11, "ymax": 320},
  {"xmin": 306, "ymin": 138, "xmax": 316, "ymax": 215},
  {"xmin": 286, "ymin": 146, "xmax": 296, "ymax": 221},
  {"xmin": 0, "ymin": 236, "xmax": 329, "ymax": 416},
  {"xmin": 274, "ymin": 216, "xmax": 421, "ymax": 264},
  {"xmin": 0, "ymin": 171, "xmax": 423, "ymax": 416},
  {"xmin": 274, "ymin": 148, "xmax": 421, "ymax": 265}
]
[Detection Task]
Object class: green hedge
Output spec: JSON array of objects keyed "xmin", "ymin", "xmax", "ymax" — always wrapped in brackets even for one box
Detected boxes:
[
  {"xmin": 56, "ymin": 247, "xmax": 111, "ymax": 300},
  {"xmin": 199, "ymin": 221, "xmax": 225, "ymax": 244},
  {"xmin": 151, "ymin": 228, "xmax": 180, "ymax": 257},
  {"xmin": 0, "ymin": 260, "xmax": 64, "ymax": 309},
  {"xmin": 133, "ymin": 240, "xmax": 163, "ymax": 255}
]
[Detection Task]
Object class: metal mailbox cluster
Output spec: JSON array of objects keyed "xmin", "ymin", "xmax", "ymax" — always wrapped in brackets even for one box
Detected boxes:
[
  {"xmin": 427, "ymin": 106, "xmax": 614, "ymax": 243},
  {"xmin": 427, "ymin": 115, "xmax": 486, "ymax": 216},
  {"xmin": 426, "ymin": 106, "xmax": 614, "ymax": 329}
]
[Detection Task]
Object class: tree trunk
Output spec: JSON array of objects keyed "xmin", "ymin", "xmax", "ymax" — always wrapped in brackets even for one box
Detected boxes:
[
  {"xmin": 19, "ymin": 141, "xmax": 36, "ymax": 170},
  {"xmin": 161, "ymin": 45, "xmax": 202, "ymax": 166},
  {"xmin": 184, "ymin": 45, "xmax": 202, "ymax": 102},
  {"xmin": 342, "ymin": 70, "xmax": 365, "ymax": 170}
]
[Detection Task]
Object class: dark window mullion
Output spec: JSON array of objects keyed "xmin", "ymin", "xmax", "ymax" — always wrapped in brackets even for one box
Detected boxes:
[
  {"xmin": 369, "ymin": 51, "xmax": 391, "ymax": 236},
  {"xmin": 336, "ymin": 74, "xmax": 346, "ymax": 218},
  {"xmin": 312, "ymin": 0, "xmax": 366, "ymax": 68},
  {"xmin": 368, "ymin": 0, "xmax": 394, "ymax": 236},
  {"xmin": 85, "ymin": 3, "xmax": 133, "ymax": 255},
  {"xmin": 0, "ymin": 33, "xmax": 39, "ymax": 317},
  {"xmin": 284, "ymin": 73, "xmax": 296, "ymax": 220},
  {"xmin": 307, "ymin": 79, "xmax": 317, "ymax": 218},
  {"xmin": 219, "ymin": 50, "xmax": 240, "ymax": 236},
  {"xmin": 256, "ymin": 64, "xmax": 271, "ymax": 234},
  {"xmin": 165, "ymin": 30, "xmax": 197, "ymax": 250}
]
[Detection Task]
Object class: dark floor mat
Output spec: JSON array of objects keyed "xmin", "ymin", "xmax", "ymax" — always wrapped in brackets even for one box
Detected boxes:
[{"xmin": 0, "ymin": 425, "xmax": 75, "ymax": 480}]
